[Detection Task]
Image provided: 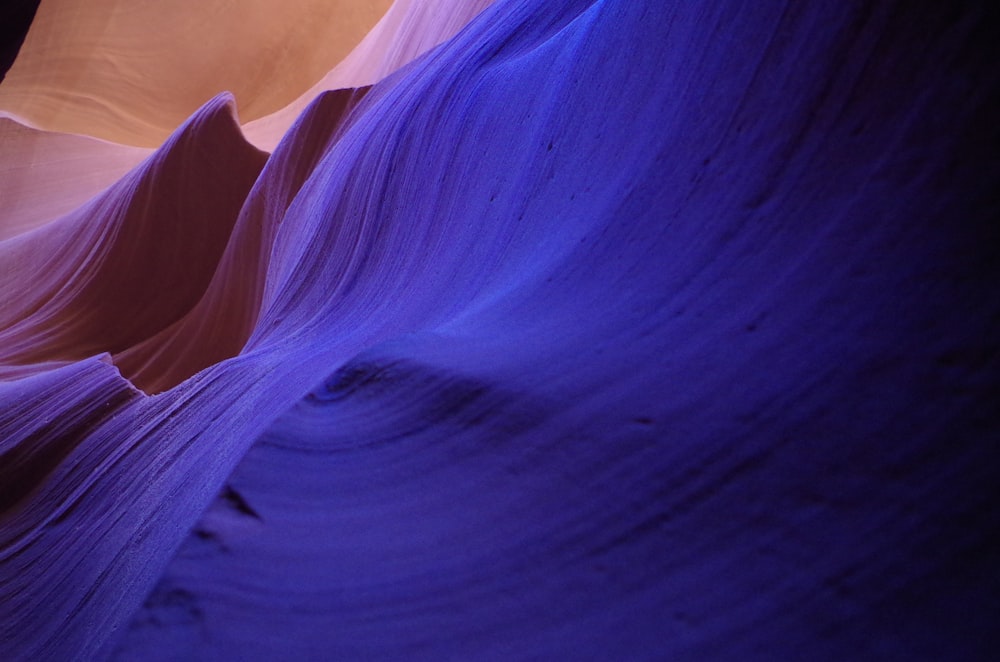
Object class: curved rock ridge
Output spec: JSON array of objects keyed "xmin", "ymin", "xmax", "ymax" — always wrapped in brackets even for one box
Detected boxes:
[
  {"xmin": 0, "ymin": 94, "xmax": 267, "ymax": 383},
  {"xmin": 117, "ymin": 87, "xmax": 370, "ymax": 394},
  {"xmin": 0, "ymin": 0, "xmax": 494, "ymax": 244},
  {"xmin": 243, "ymin": 0, "xmax": 496, "ymax": 150},
  {"xmin": 0, "ymin": 0, "xmax": 998, "ymax": 661},
  {"xmin": 0, "ymin": 354, "xmax": 145, "ymax": 654},
  {"xmin": 0, "ymin": 355, "xmax": 140, "ymax": 514}
]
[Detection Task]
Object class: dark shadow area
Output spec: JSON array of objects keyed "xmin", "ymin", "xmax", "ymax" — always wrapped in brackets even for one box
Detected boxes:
[{"xmin": 0, "ymin": 0, "xmax": 41, "ymax": 83}]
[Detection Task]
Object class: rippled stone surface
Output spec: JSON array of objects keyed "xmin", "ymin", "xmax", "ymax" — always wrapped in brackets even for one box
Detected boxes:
[{"xmin": 1, "ymin": 1, "xmax": 998, "ymax": 660}]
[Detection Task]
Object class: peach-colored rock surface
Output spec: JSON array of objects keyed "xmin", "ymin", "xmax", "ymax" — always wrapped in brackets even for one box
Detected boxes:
[
  {"xmin": 0, "ymin": 0, "xmax": 391, "ymax": 146},
  {"xmin": 0, "ymin": 0, "xmax": 491, "ymax": 241},
  {"xmin": 0, "ymin": 117, "xmax": 149, "ymax": 240}
]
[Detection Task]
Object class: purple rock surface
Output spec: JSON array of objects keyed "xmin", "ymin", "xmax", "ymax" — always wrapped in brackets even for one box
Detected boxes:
[{"xmin": 1, "ymin": 1, "xmax": 998, "ymax": 660}]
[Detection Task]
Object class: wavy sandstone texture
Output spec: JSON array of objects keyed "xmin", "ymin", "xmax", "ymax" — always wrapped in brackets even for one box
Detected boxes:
[
  {"xmin": 1, "ymin": 1, "xmax": 998, "ymax": 661},
  {"xmin": 0, "ymin": 119, "xmax": 150, "ymax": 241},
  {"xmin": 0, "ymin": 0, "xmax": 391, "ymax": 146}
]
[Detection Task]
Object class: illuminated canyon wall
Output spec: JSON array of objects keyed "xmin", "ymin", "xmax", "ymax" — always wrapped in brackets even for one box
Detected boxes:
[{"xmin": 1, "ymin": 1, "xmax": 998, "ymax": 660}]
